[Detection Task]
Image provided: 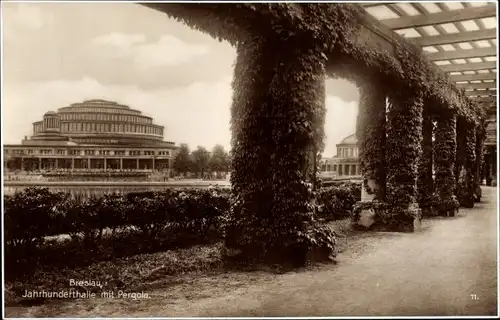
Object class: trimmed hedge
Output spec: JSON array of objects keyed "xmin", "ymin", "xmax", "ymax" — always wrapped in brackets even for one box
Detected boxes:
[
  {"xmin": 5, "ymin": 187, "xmax": 231, "ymax": 245},
  {"xmin": 316, "ymin": 182, "xmax": 361, "ymax": 221},
  {"xmin": 5, "ymin": 185, "xmax": 357, "ymax": 276},
  {"xmin": 4, "ymin": 187, "xmax": 231, "ymax": 279}
]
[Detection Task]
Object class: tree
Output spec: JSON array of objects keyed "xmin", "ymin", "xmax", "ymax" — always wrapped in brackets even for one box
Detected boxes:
[
  {"xmin": 208, "ymin": 145, "xmax": 230, "ymax": 178},
  {"xmin": 173, "ymin": 144, "xmax": 193, "ymax": 176},
  {"xmin": 191, "ymin": 146, "xmax": 210, "ymax": 178}
]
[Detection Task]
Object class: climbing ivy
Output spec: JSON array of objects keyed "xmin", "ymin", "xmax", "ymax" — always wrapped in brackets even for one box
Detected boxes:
[
  {"xmin": 418, "ymin": 105, "xmax": 435, "ymax": 215},
  {"xmin": 385, "ymin": 88, "xmax": 423, "ymax": 220},
  {"xmin": 356, "ymin": 82, "xmax": 387, "ymax": 200},
  {"xmin": 154, "ymin": 3, "xmax": 484, "ymax": 125},
  {"xmin": 225, "ymin": 36, "xmax": 335, "ymax": 264},
  {"xmin": 463, "ymin": 125, "xmax": 477, "ymax": 208},
  {"xmin": 456, "ymin": 117, "xmax": 478, "ymax": 207},
  {"xmin": 147, "ymin": 3, "xmax": 489, "ymax": 251},
  {"xmin": 475, "ymin": 107, "xmax": 488, "ymax": 187},
  {"xmin": 455, "ymin": 117, "xmax": 467, "ymax": 197},
  {"xmin": 434, "ymin": 111, "xmax": 460, "ymax": 216}
]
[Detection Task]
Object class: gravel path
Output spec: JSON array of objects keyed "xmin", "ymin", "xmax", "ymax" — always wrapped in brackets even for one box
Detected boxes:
[{"xmin": 5, "ymin": 187, "xmax": 497, "ymax": 317}]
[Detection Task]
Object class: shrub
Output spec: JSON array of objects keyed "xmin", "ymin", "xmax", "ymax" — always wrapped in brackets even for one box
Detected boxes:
[
  {"xmin": 4, "ymin": 188, "xmax": 65, "ymax": 254},
  {"xmin": 4, "ymin": 184, "xmax": 354, "ymax": 275},
  {"xmin": 4, "ymin": 187, "xmax": 233, "ymax": 278},
  {"xmin": 60, "ymin": 197, "xmax": 109, "ymax": 250},
  {"xmin": 4, "ymin": 188, "xmax": 70, "ymax": 278},
  {"xmin": 127, "ymin": 192, "xmax": 170, "ymax": 246},
  {"xmin": 316, "ymin": 183, "xmax": 360, "ymax": 221}
]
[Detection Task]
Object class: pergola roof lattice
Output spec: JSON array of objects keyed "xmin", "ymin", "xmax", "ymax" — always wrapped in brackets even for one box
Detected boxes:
[{"xmin": 362, "ymin": 2, "xmax": 497, "ymax": 145}]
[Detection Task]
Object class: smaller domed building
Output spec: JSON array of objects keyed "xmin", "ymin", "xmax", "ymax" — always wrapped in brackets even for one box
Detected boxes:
[{"xmin": 320, "ymin": 134, "xmax": 360, "ymax": 179}]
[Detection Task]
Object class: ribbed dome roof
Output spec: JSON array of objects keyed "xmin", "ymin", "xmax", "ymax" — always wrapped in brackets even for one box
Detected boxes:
[
  {"xmin": 339, "ymin": 134, "xmax": 357, "ymax": 145},
  {"xmin": 44, "ymin": 111, "xmax": 58, "ymax": 116},
  {"xmin": 68, "ymin": 99, "xmax": 130, "ymax": 110},
  {"xmin": 84, "ymin": 99, "xmax": 117, "ymax": 104}
]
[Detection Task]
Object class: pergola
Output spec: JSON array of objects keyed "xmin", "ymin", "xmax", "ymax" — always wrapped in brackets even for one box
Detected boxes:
[
  {"xmin": 362, "ymin": 2, "xmax": 496, "ymax": 104},
  {"xmin": 142, "ymin": 2, "xmax": 497, "ymax": 265},
  {"xmin": 362, "ymin": 2, "xmax": 497, "ymax": 177}
]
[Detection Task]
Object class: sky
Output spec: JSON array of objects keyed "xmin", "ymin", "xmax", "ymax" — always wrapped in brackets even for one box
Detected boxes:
[{"xmin": 2, "ymin": 2, "xmax": 360, "ymax": 158}]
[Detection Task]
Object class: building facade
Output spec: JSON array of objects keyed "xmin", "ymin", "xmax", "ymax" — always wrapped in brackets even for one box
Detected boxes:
[
  {"xmin": 320, "ymin": 134, "xmax": 361, "ymax": 179},
  {"xmin": 4, "ymin": 99, "xmax": 177, "ymax": 177}
]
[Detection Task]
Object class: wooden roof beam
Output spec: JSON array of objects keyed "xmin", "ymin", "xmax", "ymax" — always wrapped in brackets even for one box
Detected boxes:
[
  {"xmin": 440, "ymin": 61, "xmax": 496, "ymax": 72},
  {"xmin": 469, "ymin": 96, "xmax": 497, "ymax": 103},
  {"xmin": 361, "ymin": 3, "xmax": 396, "ymax": 8},
  {"xmin": 456, "ymin": 82, "xmax": 497, "ymax": 90},
  {"xmin": 412, "ymin": 29, "xmax": 497, "ymax": 46},
  {"xmin": 384, "ymin": 4, "xmax": 496, "ymax": 29},
  {"xmin": 449, "ymin": 73, "xmax": 497, "ymax": 82},
  {"xmin": 484, "ymin": 106, "xmax": 497, "ymax": 114},
  {"xmin": 426, "ymin": 47, "xmax": 496, "ymax": 61},
  {"xmin": 358, "ymin": 8, "xmax": 400, "ymax": 50},
  {"xmin": 465, "ymin": 89, "xmax": 497, "ymax": 96}
]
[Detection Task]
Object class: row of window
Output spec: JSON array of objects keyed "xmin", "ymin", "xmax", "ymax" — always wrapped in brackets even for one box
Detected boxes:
[
  {"xmin": 6, "ymin": 149, "xmax": 171, "ymax": 156},
  {"xmin": 44, "ymin": 118, "xmax": 60, "ymax": 129},
  {"xmin": 76, "ymin": 138, "xmax": 167, "ymax": 146},
  {"xmin": 336, "ymin": 147, "xmax": 358, "ymax": 158},
  {"xmin": 61, "ymin": 107, "xmax": 141, "ymax": 115},
  {"xmin": 78, "ymin": 139, "xmax": 119, "ymax": 144},
  {"xmin": 34, "ymin": 122, "xmax": 163, "ymax": 136},
  {"xmin": 321, "ymin": 163, "xmax": 360, "ymax": 176},
  {"xmin": 56, "ymin": 113, "xmax": 151, "ymax": 123}
]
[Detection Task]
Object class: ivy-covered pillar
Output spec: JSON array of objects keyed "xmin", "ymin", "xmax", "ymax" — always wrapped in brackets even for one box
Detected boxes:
[
  {"xmin": 385, "ymin": 89, "xmax": 423, "ymax": 232},
  {"xmin": 461, "ymin": 123, "xmax": 477, "ymax": 208},
  {"xmin": 434, "ymin": 110, "xmax": 460, "ymax": 216},
  {"xmin": 356, "ymin": 83, "xmax": 386, "ymax": 201},
  {"xmin": 417, "ymin": 105, "xmax": 435, "ymax": 216},
  {"xmin": 474, "ymin": 125, "xmax": 486, "ymax": 201},
  {"xmin": 351, "ymin": 82, "xmax": 387, "ymax": 230},
  {"xmin": 225, "ymin": 37, "xmax": 335, "ymax": 265},
  {"xmin": 455, "ymin": 117, "xmax": 467, "ymax": 205}
]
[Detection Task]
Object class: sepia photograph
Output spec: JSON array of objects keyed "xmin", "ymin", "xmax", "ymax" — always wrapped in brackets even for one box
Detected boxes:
[{"xmin": 1, "ymin": 0, "xmax": 499, "ymax": 317}]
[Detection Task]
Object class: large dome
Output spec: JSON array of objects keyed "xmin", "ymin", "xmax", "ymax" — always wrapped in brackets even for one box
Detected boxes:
[
  {"xmin": 31, "ymin": 99, "xmax": 166, "ymax": 146},
  {"xmin": 339, "ymin": 134, "xmax": 357, "ymax": 145}
]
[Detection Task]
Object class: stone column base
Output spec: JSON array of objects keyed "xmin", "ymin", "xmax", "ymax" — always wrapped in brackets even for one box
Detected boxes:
[
  {"xmin": 389, "ymin": 203, "xmax": 422, "ymax": 232},
  {"xmin": 474, "ymin": 185, "xmax": 482, "ymax": 203},
  {"xmin": 437, "ymin": 196, "xmax": 460, "ymax": 217},
  {"xmin": 352, "ymin": 201, "xmax": 422, "ymax": 232},
  {"xmin": 460, "ymin": 196, "xmax": 475, "ymax": 208},
  {"xmin": 421, "ymin": 206, "xmax": 436, "ymax": 217},
  {"xmin": 351, "ymin": 200, "xmax": 387, "ymax": 230}
]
